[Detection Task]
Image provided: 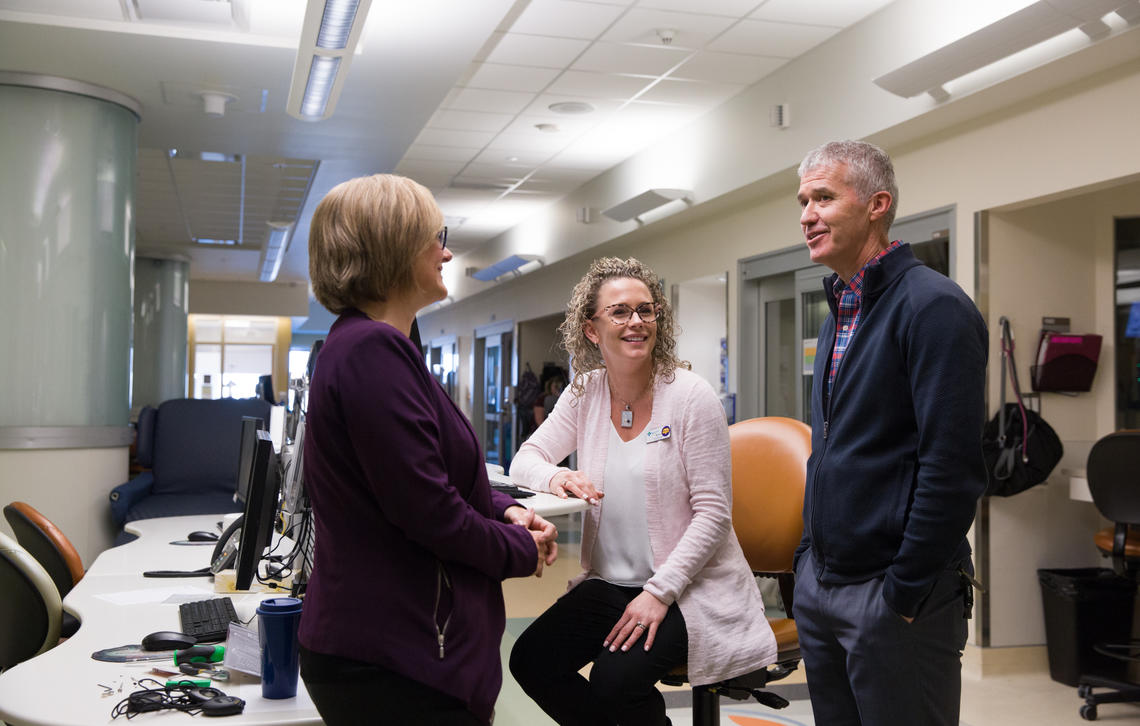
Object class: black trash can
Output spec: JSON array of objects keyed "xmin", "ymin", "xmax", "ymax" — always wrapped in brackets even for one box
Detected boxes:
[{"xmin": 1038, "ymin": 568, "xmax": 1137, "ymax": 687}]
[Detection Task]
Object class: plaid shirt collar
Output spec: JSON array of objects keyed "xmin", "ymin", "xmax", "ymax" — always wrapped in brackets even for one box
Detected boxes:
[
  {"xmin": 827, "ymin": 240, "xmax": 903, "ymax": 395},
  {"xmin": 831, "ymin": 240, "xmax": 904, "ymax": 301}
]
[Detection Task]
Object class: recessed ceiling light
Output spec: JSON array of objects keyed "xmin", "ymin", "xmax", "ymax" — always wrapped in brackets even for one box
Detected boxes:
[
  {"xmin": 506, "ymin": 156, "xmax": 520, "ymax": 162},
  {"xmin": 535, "ymin": 123, "xmax": 560, "ymax": 133},
  {"xmin": 548, "ymin": 101, "xmax": 594, "ymax": 115}
]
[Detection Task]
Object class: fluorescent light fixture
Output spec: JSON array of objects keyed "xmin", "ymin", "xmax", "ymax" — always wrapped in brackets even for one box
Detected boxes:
[
  {"xmin": 300, "ymin": 56, "xmax": 341, "ymax": 117},
  {"xmin": 260, "ymin": 222, "xmax": 294, "ymax": 282},
  {"xmin": 470, "ymin": 254, "xmax": 544, "ymax": 282},
  {"xmin": 602, "ymin": 188, "xmax": 693, "ymax": 224},
  {"xmin": 286, "ymin": 0, "xmax": 373, "ymax": 122},
  {"xmin": 195, "ymin": 238, "xmax": 237, "ymax": 245},
  {"xmin": 873, "ymin": 0, "xmax": 1129, "ymax": 100},
  {"xmin": 316, "ymin": 0, "xmax": 361, "ymax": 48}
]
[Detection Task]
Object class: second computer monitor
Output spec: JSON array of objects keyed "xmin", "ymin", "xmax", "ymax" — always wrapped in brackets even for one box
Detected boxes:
[
  {"xmin": 234, "ymin": 416, "xmax": 264, "ymax": 505},
  {"xmin": 234, "ymin": 429, "xmax": 281, "ymax": 591}
]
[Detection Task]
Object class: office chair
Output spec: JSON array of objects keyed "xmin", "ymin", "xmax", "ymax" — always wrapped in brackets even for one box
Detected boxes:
[
  {"xmin": 4, "ymin": 502, "xmax": 84, "ymax": 638},
  {"xmin": 1076, "ymin": 430, "xmax": 1140, "ymax": 721},
  {"xmin": 0, "ymin": 531, "xmax": 63, "ymax": 672},
  {"xmin": 660, "ymin": 416, "xmax": 809, "ymax": 726}
]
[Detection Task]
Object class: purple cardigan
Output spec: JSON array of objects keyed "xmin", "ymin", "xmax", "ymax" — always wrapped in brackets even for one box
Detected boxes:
[{"xmin": 297, "ymin": 310, "xmax": 535, "ymax": 723}]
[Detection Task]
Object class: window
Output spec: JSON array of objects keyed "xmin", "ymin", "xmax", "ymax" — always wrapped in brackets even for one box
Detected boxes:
[{"xmin": 191, "ymin": 315, "xmax": 279, "ymax": 400}]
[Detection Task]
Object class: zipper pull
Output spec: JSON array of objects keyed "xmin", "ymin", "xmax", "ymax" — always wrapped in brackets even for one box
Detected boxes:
[
  {"xmin": 438, "ymin": 633, "xmax": 445, "ymax": 659},
  {"xmin": 822, "ymin": 420, "xmax": 829, "ymax": 440}
]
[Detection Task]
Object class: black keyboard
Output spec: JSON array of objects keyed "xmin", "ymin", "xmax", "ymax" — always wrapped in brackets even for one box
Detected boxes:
[
  {"xmin": 490, "ymin": 483, "xmax": 535, "ymax": 499},
  {"xmin": 179, "ymin": 598, "xmax": 239, "ymax": 643}
]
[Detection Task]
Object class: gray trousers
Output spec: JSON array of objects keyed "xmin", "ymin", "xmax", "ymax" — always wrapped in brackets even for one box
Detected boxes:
[{"xmin": 793, "ymin": 553, "xmax": 970, "ymax": 726}]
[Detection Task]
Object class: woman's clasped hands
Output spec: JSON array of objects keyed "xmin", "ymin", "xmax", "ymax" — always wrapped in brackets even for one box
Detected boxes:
[{"xmin": 504, "ymin": 506, "xmax": 559, "ymax": 577}]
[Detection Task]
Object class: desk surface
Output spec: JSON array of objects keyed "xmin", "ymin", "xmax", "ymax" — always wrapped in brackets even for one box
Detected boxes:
[
  {"xmin": 0, "ymin": 492, "xmax": 584, "ymax": 726},
  {"xmin": 0, "ymin": 515, "xmax": 321, "ymax": 726}
]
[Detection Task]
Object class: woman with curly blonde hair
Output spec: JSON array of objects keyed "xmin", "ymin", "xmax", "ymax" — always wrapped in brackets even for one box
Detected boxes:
[{"xmin": 509, "ymin": 257, "xmax": 777, "ymax": 726}]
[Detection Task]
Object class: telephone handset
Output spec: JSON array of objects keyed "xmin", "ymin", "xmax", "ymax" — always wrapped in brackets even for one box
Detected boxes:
[{"xmin": 210, "ymin": 515, "xmax": 244, "ymax": 573}]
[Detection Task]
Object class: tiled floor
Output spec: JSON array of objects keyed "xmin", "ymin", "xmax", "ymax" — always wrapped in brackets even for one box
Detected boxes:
[{"xmin": 495, "ymin": 517, "xmax": 1140, "ymax": 725}]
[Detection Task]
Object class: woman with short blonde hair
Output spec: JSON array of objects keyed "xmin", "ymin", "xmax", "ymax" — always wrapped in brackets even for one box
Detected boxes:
[
  {"xmin": 298, "ymin": 174, "xmax": 557, "ymax": 726},
  {"xmin": 308, "ymin": 173, "xmax": 444, "ymax": 313}
]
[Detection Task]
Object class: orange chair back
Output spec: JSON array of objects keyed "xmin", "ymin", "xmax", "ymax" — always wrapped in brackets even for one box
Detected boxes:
[
  {"xmin": 4, "ymin": 502, "xmax": 84, "ymax": 596},
  {"xmin": 729, "ymin": 417, "xmax": 811, "ymax": 575}
]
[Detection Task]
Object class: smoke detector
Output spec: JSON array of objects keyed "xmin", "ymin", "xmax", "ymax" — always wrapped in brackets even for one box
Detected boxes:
[
  {"xmin": 200, "ymin": 91, "xmax": 237, "ymax": 118},
  {"xmin": 656, "ymin": 28, "xmax": 676, "ymax": 45}
]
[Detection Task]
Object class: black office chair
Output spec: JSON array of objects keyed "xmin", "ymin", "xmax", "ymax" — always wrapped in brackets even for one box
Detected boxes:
[
  {"xmin": 1076, "ymin": 430, "xmax": 1140, "ymax": 721},
  {"xmin": 0, "ymin": 531, "xmax": 62, "ymax": 672}
]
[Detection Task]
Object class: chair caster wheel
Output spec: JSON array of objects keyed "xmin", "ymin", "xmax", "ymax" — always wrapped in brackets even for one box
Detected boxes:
[
  {"xmin": 1078, "ymin": 684, "xmax": 1091, "ymax": 698},
  {"xmin": 1080, "ymin": 704, "xmax": 1097, "ymax": 720}
]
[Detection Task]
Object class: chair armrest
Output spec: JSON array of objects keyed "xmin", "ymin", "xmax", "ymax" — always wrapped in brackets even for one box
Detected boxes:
[{"xmin": 109, "ymin": 472, "xmax": 154, "ymax": 527}]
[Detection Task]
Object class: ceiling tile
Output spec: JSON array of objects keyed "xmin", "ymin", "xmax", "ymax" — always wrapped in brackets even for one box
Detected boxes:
[
  {"xmin": 413, "ymin": 127, "xmax": 498, "ymax": 148},
  {"xmin": 635, "ymin": 78, "xmax": 744, "ymax": 106},
  {"xmin": 428, "ymin": 108, "xmax": 515, "ymax": 133},
  {"xmin": 444, "ymin": 87, "xmax": 536, "ymax": 114},
  {"xmin": 638, "ymin": 0, "xmax": 760, "ymax": 16},
  {"xmin": 750, "ymin": 0, "xmax": 894, "ymax": 28},
  {"xmin": 527, "ymin": 165, "xmax": 602, "ymax": 183},
  {"xmin": 571, "ymin": 42, "xmax": 692, "ymax": 76},
  {"xmin": 484, "ymin": 33, "xmax": 591, "ymax": 68},
  {"xmin": 462, "ymin": 161, "xmax": 537, "ymax": 179},
  {"xmin": 524, "ymin": 93, "xmax": 624, "ymax": 117},
  {"xmin": 403, "ymin": 145, "xmax": 483, "ymax": 163},
  {"xmin": 461, "ymin": 63, "xmax": 562, "ymax": 93},
  {"xmin": 486, "ymin": 131, "xmax": 573, "ymax": 153},
  {"xmin": 602, "ymin": 8, "xmax": 736, "ymax": 48},
  {"xmin": 394, "ymin": 160, "xmax": 466, "ymax": 188},
  {"xmin": 709, "ymin": 18, "xmax": 838, "ymax": 57},
  {"xmin": 670, "ymin": 51, "xmax": 786, "ymax": 84},
  {"xmin": 473, "ymin": 148, "xmax": 552, "ymax": 167},
  {"xmin": 546, "ymin": 70, "xmax": 654, "ymax": 99},
  {"xmin": 509, "ymin": 0, "xmax": 626, "ymax": 39},
  {"xmin": 502, "ymin": 113, "xmax": 596, "ymax": 136}
]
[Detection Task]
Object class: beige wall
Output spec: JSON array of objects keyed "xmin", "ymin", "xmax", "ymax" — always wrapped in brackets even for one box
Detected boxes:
[
  {"xmin": 0, "ymin": 448, "xmax": 128, "ymax": 565},
  {"xmin": 982, "ymin": 180, "xmax": 1139, "ymax": 647}
]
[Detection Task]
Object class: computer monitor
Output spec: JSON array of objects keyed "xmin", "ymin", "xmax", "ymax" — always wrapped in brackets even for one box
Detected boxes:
[
  {"xmin": 268, "ymin": 404, "xmax": 285, "ymax": 453},
  {"xmin": 234, "ymin": 429, "xmax": 281, "ymax": 591},
  {"xmin": 234, "ymin": 416, "xmax": 264, "ymax": 505},
  {"xmin": 305, "ymin": 340, "xmax": 324, "ymax": 381},
  {"xmin": 257, "ymin": 374, "xmax": 276, "ymax": 404}
]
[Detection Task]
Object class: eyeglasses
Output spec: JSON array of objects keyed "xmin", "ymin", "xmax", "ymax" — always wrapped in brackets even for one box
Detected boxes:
[
  {"xmin": 593, "ymin": 302, "xmax": 660, "ymax": 325},
  {"xmin": 436, "ymin": 226, "xmax": 448, "ymax": 250}
]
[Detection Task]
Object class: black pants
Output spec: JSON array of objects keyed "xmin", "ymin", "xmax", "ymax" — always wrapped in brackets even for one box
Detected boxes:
[
  {"xmin": 509, "ymin": 578, "xmax": 687, "ymax": 726},
  {"xmin": 299, "ymin": 646, "xmax": 483, "ymax": 725}
]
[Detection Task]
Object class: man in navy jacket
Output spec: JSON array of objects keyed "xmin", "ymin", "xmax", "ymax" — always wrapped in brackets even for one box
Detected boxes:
[{"xmin": 792, "ymin": 140, "xmax": 987, "ymax": 726}]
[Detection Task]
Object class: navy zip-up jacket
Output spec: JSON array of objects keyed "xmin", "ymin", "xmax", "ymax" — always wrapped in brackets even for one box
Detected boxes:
[{"xmin": 795, "ymin": 244, "xmax": 988, "ymax": 618}]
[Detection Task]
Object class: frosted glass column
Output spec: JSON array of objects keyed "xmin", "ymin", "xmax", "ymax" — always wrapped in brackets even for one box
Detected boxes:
[
  {"xmin": 0, "ymin": 73, "xmax": 139, "ymax": 448},
  {"xmin": 132, "ymin": 257, "xmax": 190, "ymax": 413}
]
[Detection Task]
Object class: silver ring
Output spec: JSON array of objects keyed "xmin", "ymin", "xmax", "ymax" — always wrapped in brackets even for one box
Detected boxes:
[{"xmin": 635, "ymin": 622, "xmax": 646, "ymax": 630}]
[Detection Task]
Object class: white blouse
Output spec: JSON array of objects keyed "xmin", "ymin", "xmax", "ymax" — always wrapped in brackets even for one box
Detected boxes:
[{"xmin": 591, "ymin": 424, "xmax": 655, "ymax": 586}]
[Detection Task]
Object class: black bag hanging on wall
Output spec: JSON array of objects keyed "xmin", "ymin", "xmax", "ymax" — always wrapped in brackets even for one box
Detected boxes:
[{"xmin": 982, "ymin": 317, "xmax": 1064, "ymax": 497}]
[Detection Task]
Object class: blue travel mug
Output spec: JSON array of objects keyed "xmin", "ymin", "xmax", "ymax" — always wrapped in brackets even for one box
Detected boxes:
[{"xmin": 257, "ymin": 597, "xmax": 303, "ymax": 699}]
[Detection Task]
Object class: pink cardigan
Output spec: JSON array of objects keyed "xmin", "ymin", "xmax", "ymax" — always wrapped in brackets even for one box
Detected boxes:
[{"xmin": 510, "ymin": 367, "xmax": 777, "ymax": 685}]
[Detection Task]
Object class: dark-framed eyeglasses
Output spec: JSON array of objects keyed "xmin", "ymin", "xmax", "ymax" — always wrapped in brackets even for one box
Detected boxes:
[
  {"xmin": 436, "ymin": 226, "xmax": 448, "ymax": 250},
  {"xmin": 593, "ymin": 302, "xmax": 660, "ymax": 325}
]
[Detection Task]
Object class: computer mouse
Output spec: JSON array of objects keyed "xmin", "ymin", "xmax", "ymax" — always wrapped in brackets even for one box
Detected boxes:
[
  {"xmin": 187, "ymin": 531, "xmax": 219, "ymax": 542},
  {"xmin": 141, "ymin": 631, "xmax": 198, "ymax": 651}
]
